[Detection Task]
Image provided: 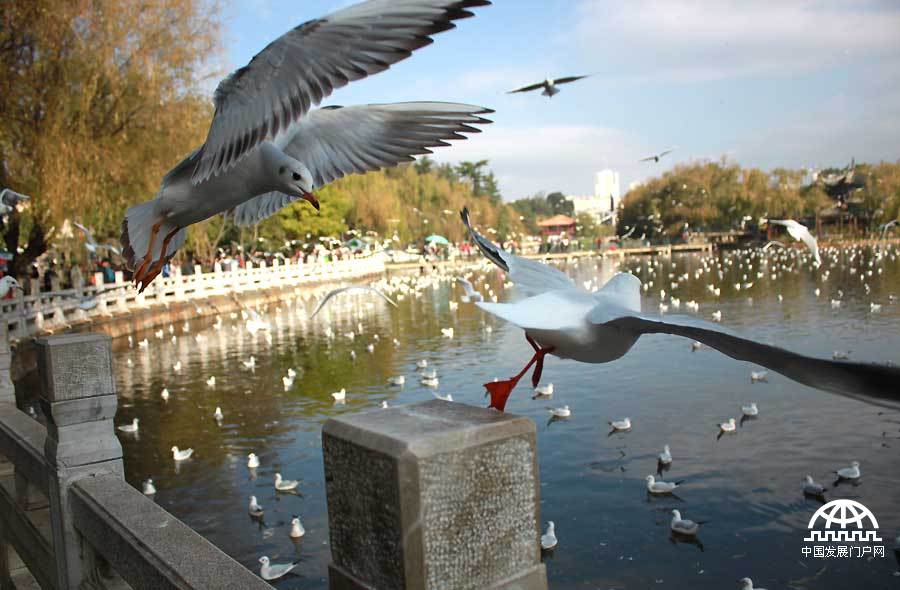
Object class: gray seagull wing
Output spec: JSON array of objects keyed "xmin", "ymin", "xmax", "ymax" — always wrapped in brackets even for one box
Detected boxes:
[
  {"xmin": 231, "ymin": 102, "xmax": 491, "ymax": 225},
  {"xmin": 192, "ymin": 0, "xmax": 491, "ymax": 184}
]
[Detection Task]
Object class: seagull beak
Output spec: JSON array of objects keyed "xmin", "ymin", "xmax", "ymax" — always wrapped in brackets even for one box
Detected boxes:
[{"xmin": 302, "ymin": 189, "xmax": 319, "ymax": 211}]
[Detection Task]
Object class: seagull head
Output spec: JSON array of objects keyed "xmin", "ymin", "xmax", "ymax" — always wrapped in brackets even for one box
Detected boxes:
[
  {"xmin": 274, "ymin": 157, "xmax": 318, "ymax": 211},
  {"xmin": 0, "ymin": 276, "xmax": 24, "ymax": 297},
  {"xmin": 259, "ymin": 556, "xmax": 269, "ymax": 566},
  {"xmin": 645, "ymin": 475, "xmax": 655, "ymax": 483},
  {"xmin": 671, "ymin": 509, "xmax": 681, "ymax": 519}
]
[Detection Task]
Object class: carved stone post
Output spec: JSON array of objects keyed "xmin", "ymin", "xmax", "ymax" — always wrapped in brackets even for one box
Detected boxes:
[
  {"xmin": 323, "ymin": 400, "xmax": 547, "ymax": 590},
  {"xmin": 37, "ymin": 334, "xmax": 123, "ymax": 590}
]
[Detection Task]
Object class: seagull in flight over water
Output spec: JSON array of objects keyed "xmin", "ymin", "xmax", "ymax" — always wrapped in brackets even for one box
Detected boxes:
[
  {"xmin": 507, "ymin": 75, "xmax": 591, "ymax": 98},
  {"xmin": 120, "ymin": 0, "xmax": 493, "ymax": 290},
  {"xmin": 460, "ymin": 207, "xmax": 900, "ymax": 412},
  {"xmin": 765, "ymin": 219, "xmax": 821, "ymax": 265}
]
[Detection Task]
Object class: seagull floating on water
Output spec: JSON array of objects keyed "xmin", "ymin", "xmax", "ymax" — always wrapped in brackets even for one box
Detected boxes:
[
  {"xmin": 117, "ymin": 418, "xmax": 139, "ymax": 433},
  {"xmin": 120, "ymin": 0, "xmax": 493, "ymax": 290},
  {"xmin": 290, "ymin": 516, "xmax": 306, "ymax": 539},
  {"xmin": 388, "ymin": 376, "xmax": 406, "ymax": 386},
  {"xmin": 171, "ymin": 446, "xmax": 193, "ymax": 461},
  {"xmin": 750, "ymin": 371, "xmax": 767, "ymax": 383},
  {"xmin": 142, "ymin": 479, "xmax": 156, "ymax": 495},
  {"xmin": 206, "ymin": 376, "xmax": 216, "ymax": 388},
  {"xmin": 739, "ymin": 577, "xmax": 767, "ymax": 590},
  {"xmin": 741, "ymin": 403, "xmax": 759, "ymax": 417},
  {"xmin": 259, "ymin": 556, "xmax": 299, "ymax": 581},
  {"xmin": 835, "ymin": 461, "xmax": 860, "ymax": 480},
  {"xmin": 213, "ymin": 407, "xmax": 224, "ymax": 421},
  {"xmin": 802, "ymin": 475, "xmax": 826, "ymax": 497},
  {"xmin": 275, "ymin": 473, "xmax": 300, "ymax": 491},
  {"xmin": 608, "ymin": 417, "xmax": 631, "ymax": 431},
  {"xmin": 331, "ymin": 388, "xmax": 346, "ymax": 402},
  {"xmin": 646, "ymin": 475, "xmax": 683, "ymax": 494},
  {"xmin": 549, "ymin": 406, "xmax": 571, "ymax": 418},
  {"xmin": 507, "ymin": 75, "xmax": 590, "ymax": 98},
  {"xmin": 460, "ymin": 207, "xmax": 900, "ymax": 412},
  {"xmin": 247, "ymin": 453, "xmax": 260, "ymax": 469},
  {"xmin": 249, "ymin": 495, "xmax": 264, "ymax": 517},
  {"xmin": 533, "ymin": 383, "xmax": 553, "ymax": 398},
  {"xmin": 658, "ymin": 445, "xmax": 672, "ymax": 465},
  {"xmin": 670, "ymin": 509, "xmax": 701, "ymax": 537},
  {"xmin": 540, "ymin": 521, "xmax": 557, "ymax": 550}
]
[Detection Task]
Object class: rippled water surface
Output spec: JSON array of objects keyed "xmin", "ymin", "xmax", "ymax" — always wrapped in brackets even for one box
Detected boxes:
[{"xmin": 108, "ymin": 246, "xmax": 900, "ymax": 589}]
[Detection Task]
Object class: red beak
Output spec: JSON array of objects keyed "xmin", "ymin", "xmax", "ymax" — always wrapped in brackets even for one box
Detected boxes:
[{"xmin": 302, "ymin": 190, "xmax": 320, "ymax": 211}]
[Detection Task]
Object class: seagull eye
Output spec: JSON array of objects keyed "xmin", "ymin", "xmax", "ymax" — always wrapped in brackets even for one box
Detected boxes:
[{"xmin": 292, "ymin": 172, "xmax": 301, "ymax": 181}]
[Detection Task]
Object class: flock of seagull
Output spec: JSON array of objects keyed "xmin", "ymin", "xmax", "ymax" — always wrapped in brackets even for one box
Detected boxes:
[{"xmin": 107, "ymin": 223, "xmax": 899, "ymax": 585}]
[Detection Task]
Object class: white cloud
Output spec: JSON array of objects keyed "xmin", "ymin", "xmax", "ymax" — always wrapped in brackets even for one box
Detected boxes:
[{"xmin": 574, "ymin": 0, "xmax": 900, "ymax": 82}]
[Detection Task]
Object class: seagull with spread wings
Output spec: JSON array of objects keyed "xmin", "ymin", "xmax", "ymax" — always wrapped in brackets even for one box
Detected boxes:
[
  {"xmin": 639, "ymin": 148, "xmax": 675, "ymax": 163},
  {"xmin": 120, "ymin": 0, "xmax": 493, "ymax": 290},
  {"xmin": 765, "ymin": 219, "xmax": 821, "ymax": 265},
  {"xmin": 460, "ymin": 208, "xmax": 900, "ymax": 412},
  {"xmin": 507, "ymin": 75, "xmax": 591, "ymax": 98}
]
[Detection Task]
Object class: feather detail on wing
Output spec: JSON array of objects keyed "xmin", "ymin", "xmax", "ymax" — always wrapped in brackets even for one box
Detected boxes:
[
  {"xmin": 597, "ymin": 313, "xmax": 900, "ymax": 411},
  {"xmin": 193, "ymin": 0, "xmax": 491, "ymax": 184}
]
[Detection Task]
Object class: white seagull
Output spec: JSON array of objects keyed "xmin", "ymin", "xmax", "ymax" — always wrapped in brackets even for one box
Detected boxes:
[
  {"xmin": 460, "ymin": 207, "xmax": 900, "ymax": 412},
  {"xmin": 739, "ymin": 577, "xmax": 767, "ymax": 590},
  {"xmin": 750, "ymin": 371, "xmax": 768, "ymax": 383},
  {"xmin": 765, "ymin": 219, "xmax": 821, "ymax": 265},
  {"xmin": 835, "ymin": 461, "xmax": 860, "ymax": 480},
  {"xmin": 0, "ymin": 276, "xmax": 24, "ymax": 298},
  {"xmin": 549, "ymin": 405, "xmax": 571, "ymax": 418},
  {"xmin": 533, "ymin": 383, "xmax": 554, "ymax": 398},
  {"xmin": 718, "ymin": 418, "xmax": 737, "ymax": 433},
  {"xmin": 249, "ymin": 495, "xmax": 264, "ymax": 517},
  {"xmin": 171, "ymin": 446, "xmax": 193, "ymax": 461},
  {"xmin": 540, "ymin": 521, "xmax": 558, "ymax": 549},
  {"xmin": 457, "ymin": 277, "xmax": 484, "ymax": 302},
  {"xmin": 388, "ymin": 376, "xmax": 406, "ymax": 386},
  {"xmin": 117, "ymin": 418, "xmax": 139, "ymax": 433},
  {"xmin": 290, "ymin": 516, "xmax": 306, "ymax": 539},
  {"xmin": 259, "ymin": 556, "xmax": 298, "ymax": 581},
  {"xmin": 331, "ymin": 388, "xmax": 346, "ymax": 402},
  {"xmin": 742, "ymin": 403, "xmax": 759, "ymax": 416},
  {"xmin": 507, "ymin": 75, "xmax": 591, "ymax": 98},
  {"xmin": 802, "ymin": 475, "xmax": 826, "ymax": 496},
  {"xmin": 670, "ymin": 509, "xmax": 701, "ymax": 537},
  {"xmin": 275, "ymin": 473, "xmax": 300, "ymax": 491},
  {"xmin": 247, "ymin": 453, "xmax": 260, "ymax": 469},
  {"xmin": 142, "ymin": 479, "xmax": 156, "ymax": 495},
  {"xmin": 646, "ymin": 475, "xmax": 683, "ymax": 494},
  {"xmin": 213, "ymin": 407, "xmax": 224, "ymax": 421},
  {"xmin": 311, "ymin": 286, "xmax": 398, "ymax": 318},
  {"xmin": 658, "ymin": 445, "xmax": 672, "ymax": 465},
  {"xmin": 608, "ymin": 417, "xmax": 631, "ymax": 431},
  {"xmin": 119, "ymin": 0, "xmax": 493, "ymax": 290}
]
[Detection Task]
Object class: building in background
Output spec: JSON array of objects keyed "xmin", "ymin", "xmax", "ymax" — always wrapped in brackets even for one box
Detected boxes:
[{"xmin": 566, "ymin": 169, "xmax": 621, "ymax": 225}]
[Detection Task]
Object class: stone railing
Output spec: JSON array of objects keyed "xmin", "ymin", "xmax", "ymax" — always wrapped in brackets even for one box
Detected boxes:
[
  {"xmin": 0, "ymin": 331, "xmax": 271, "ymax": 589},
  {"xmin": 0, "ymin": 328, "xmax": 548, "ymax": 589},
  {"xmin": 1, "ymin": 255, "xmax": 385, "ymax": 341}
]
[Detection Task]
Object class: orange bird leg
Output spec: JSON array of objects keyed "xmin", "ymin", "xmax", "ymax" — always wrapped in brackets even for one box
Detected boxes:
[
  {"xmin": 138, "ymin": 227, "xmax": 180, "ymax": 293},
  {"xmin": 133, "ymin": 219, "xmax": 164, "ymax": 286},
  {"xmin": 484, "ymin": 337, "xmax": 555, "ymax": 412}
]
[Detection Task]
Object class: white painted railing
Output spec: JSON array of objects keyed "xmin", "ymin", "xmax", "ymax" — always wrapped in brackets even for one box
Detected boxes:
[{"xmin": 1, "ymin": 255, "xmax": 385, "ymax": 340}]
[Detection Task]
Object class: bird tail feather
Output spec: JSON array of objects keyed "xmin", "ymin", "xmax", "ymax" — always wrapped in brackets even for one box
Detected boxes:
[{"xmin": 121, "ymin": 200, "xmax": 186, "ymax": 278}]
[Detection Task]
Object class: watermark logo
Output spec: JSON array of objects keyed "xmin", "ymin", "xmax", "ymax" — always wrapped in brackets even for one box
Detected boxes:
[{"xmin": 801, "ymin": 499, "xmax": 885, "ymax": 559}]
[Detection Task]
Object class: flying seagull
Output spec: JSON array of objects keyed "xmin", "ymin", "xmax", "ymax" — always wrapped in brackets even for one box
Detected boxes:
[
  {"xmin": 639, "ymin": 148, "xmax": 675, "ymax": 163},
  {"xmin": 507, "ymin": 75, "xmax": 590, "ymax": 98},
  {"xmin": 120, "ymin": 0, "xmax": 493, "ymax": 290},
  {"xmin": 73, "ymin": 222, "xmax": 121, "ymax": 256},
  {"xmin": 311, "ymin": 285, "xmax": 398, "ymax": 318},
  {"xmin": 765, "ymin": 219, "xmax": 820, "ymax": 265},
  {"xmin": 460, "ymin": 207, "xmax": 900, "ymax": 412}
]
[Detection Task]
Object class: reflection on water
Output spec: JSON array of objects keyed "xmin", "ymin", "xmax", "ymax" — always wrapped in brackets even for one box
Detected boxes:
[{"xmin": 109, "ymin": 245, "xmax": 900, "ymax": 588}]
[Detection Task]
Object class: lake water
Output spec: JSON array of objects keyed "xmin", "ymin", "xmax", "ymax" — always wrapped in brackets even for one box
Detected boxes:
[{"xmin": 109, "ymin": 244, "xmax": 900, "ymax": 589}]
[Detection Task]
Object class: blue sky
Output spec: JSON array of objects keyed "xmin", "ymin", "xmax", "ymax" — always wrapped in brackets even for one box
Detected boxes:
[{"xmin": 221, "ymin": 1, "xmax": 900, "ymax": 200}]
